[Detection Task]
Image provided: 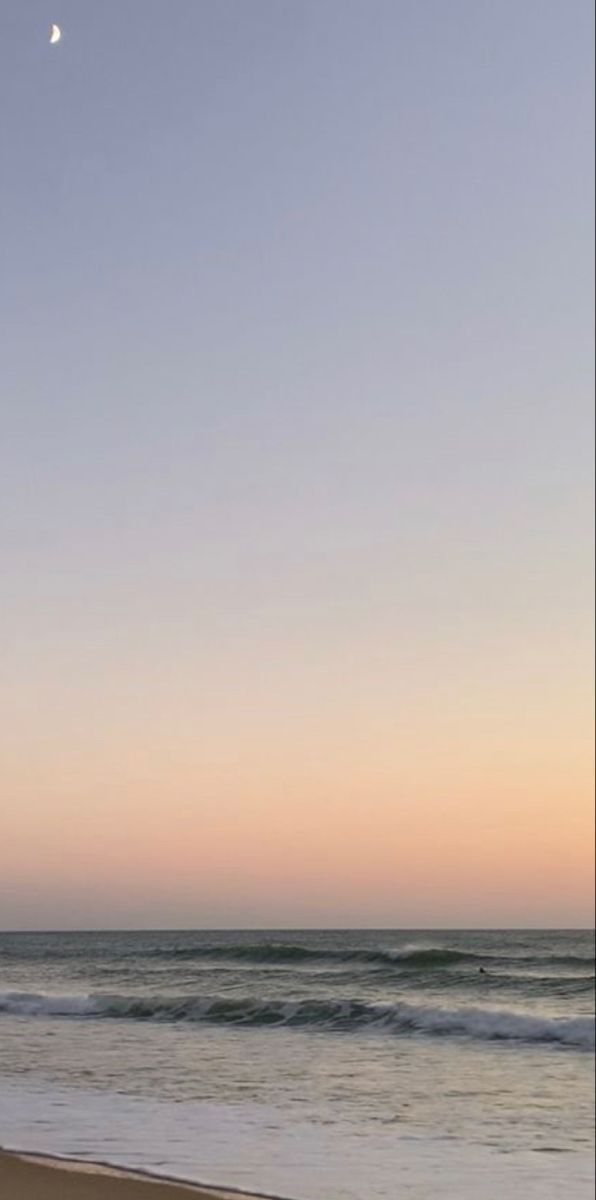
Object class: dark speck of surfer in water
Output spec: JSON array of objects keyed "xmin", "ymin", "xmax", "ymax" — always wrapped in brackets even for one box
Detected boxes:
[{"xmin": 479, "ymin": 967, "xmax": 487, "ymax": 975}]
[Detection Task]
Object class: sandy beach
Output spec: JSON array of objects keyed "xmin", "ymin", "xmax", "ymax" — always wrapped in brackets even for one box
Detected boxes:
[{"xmin": 0, "ymin": 1152, "xmax": 272, "ymax": 1200}]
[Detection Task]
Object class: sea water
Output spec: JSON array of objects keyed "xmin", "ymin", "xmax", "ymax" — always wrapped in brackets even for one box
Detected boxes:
[{"xmin": 0, "ymin": 929, "xmax": 593, "ymax": 1198}]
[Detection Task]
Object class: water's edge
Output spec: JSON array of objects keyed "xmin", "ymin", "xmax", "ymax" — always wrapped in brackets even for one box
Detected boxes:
[{"xmin": 0, "ymin": 1145, "xmax": 293, "ymax": 1200}]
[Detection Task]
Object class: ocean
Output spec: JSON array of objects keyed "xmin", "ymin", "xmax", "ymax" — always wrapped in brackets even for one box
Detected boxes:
[{"xmin": 0, "ymin": 929, "xmax": 594, "ymax": 1199}]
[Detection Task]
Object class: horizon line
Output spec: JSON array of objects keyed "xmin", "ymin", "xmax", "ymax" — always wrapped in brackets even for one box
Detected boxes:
[{"xmin": 1, "ymin": 925, "xmax": 594, "ymax": 935}]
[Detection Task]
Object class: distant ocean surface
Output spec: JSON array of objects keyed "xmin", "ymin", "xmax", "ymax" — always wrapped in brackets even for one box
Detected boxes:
[{"xmin": 0, "ymin": 929, "xmax": 594, "ymax": 1199}]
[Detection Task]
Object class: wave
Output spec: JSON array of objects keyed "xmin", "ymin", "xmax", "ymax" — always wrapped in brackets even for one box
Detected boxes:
[
  {"xmin": 151, "ymin": 943, "xmax": 478, "ymax": 968},
  {"xmin": 2, "ymin": 939, "xmax": 593, "ymax": 980},
  {"xmin": 128, "ymin": 941, "xmax": 595, "ymax": 971},
  {"xmin": 0, "ymin": 990, "xmax": 593, "ymax": 1049}
]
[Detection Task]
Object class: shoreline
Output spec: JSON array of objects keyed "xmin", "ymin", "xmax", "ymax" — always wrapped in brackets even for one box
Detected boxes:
[{"xmin": 0, "ymin": 1149, "xmax": 289, "ymax": 1200}]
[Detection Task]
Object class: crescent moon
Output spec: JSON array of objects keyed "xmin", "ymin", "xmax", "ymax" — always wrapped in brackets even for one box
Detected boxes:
[{"xmin": 49, "ymin": 24, "xmax": 62, "ymax": 44}]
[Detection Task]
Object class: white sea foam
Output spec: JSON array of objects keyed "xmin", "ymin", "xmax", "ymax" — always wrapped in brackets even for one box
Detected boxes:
[
  {"xmin": 393, "ymin": 1000, "xmax": 595, "ymax": 1048},
  {"xmin": 0, "ymin": 990, "xmax": 593, "ymax": 1048},
  {"xmin": 0, "ymin": 1079, "xmax": 593, "ymax": 1200}
]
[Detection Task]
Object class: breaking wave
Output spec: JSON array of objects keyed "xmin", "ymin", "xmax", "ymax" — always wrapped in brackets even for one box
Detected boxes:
[
  {"xmin": 0, "ymin": 990, "xmax": 593, "ymax": 1049},
  {"xmin": 126, "ymin": 942, "xmax": 596, "ymax": 973}
]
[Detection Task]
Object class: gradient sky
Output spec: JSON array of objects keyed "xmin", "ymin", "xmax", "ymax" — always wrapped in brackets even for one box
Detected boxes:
[{"xmin": 1, "ymin": 0, "xmax": 593, "ymax": 929}]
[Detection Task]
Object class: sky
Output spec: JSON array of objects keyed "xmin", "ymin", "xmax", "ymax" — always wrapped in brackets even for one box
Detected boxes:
[{"xmin": 0, "ymin": 0, "xmax": 593, "ymax": 929}]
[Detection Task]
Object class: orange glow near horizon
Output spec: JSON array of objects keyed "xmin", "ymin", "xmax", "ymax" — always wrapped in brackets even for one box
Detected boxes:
[{"xmin": 2, "ymin": 612, "xmax": 593, "ymax": 927}]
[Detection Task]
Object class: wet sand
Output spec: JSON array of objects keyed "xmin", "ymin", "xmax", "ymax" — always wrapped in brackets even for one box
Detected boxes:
[{"xmin": 0, "ymin": 1151, "xmax": 275, "ymax": 1200}]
